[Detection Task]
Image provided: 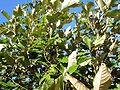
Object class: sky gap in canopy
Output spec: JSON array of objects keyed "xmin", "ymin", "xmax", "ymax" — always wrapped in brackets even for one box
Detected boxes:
[
  {"xmin": 0, "ymin": 0, "xmax": 94, "ymax": 24},
  {"xmin": 0, "ymin": 0, "xmax": 32, "ymax": 23},
  {"xmin": 0, "ymin": 0, "xmax": 120, "ymax": 57}
]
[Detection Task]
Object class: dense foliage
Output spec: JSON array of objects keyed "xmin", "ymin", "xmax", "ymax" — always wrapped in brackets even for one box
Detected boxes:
[{"xmin": 0, "ymin": 0, "xmax": 120, "ymax": 90}]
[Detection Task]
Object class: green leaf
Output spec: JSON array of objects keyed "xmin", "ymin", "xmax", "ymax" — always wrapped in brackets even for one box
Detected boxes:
[
  {"xmin": 111, "ymin": 23, "xmax": 120, "ymax": 34},
  {"xmin": 49, "ymin": 64, "xmax": 57, "ymax": 75},
  {"xmin": 39, "ymin": 74, "xmax": 50, "ymax": 85},
  {"xmin": 59, "ymin": 75, "xmax": 64, "ymax": 90},
  {"xmin": 1, "ymin": 10, "xmax": 10, "ymax": 20},
  {"xmin": 78, "ymin": 51, "xmax": 87, "ymax": 56},
  {"xmin": 59, "ymin": 63, "xmax": 65, "ymax": 73},
  {"xmin": 13, "ymin": 4, "xmax": 23, "ymax": 17},
  {"xmin": 106, "ymin": 10, "xmax": 120, "ymax": 19},
  {"xmin": 67, "ymin": 64, "xmax": 78, "ymax": 74},
  {"xmin": 33, "ymin": 89, "xmax": 39, "ymax": 90},
  {"xmin": 0, "ymin": 81, "xmax": 7, "ymax": 86},
  {"xmin": 104, "ymin": 0, "xmax": 116, "ymax": 8},
  {"xmin": 4, "ymin": 53, "xmax": 15, "ymax": 66},
  {"xmin": 0, "ymin": 81, "xmax": 15, "ymax": 87},
  {"xmin": 37, "ymin": 61, "xmax": 48, "ymax": 66},
  {"xmin": 93, "ymin": 34, "xmax": 106, "ymax": 46},
  {"xmin": 83, "ymin": 36, "xmax": 91, "ymax": 49},
  {"xmin": 35, "ymin": 73, "xmax": 40, "ymax": 79},
  {"xmin": 40, "ymin": 75, "xmax": 54, "ymax": 90},
  {"xmin": 58, "ymin": 56, "xmax": 68, "ymax": 63},
  {"xmin": 95, "ymin": 0, "xmax": 106, "ymax": 12},
  {"xmin": 6, "ymin": 82, "xmax": 15, "ymax": 87},
  {"xmin": 48, "ymin": 75, "xmax": 64, "ymax": 90},
  {"xmin": 78, "ymin": 56, "xmax": 91, "ymax": 65},
  {"xmin": 87, "ymin": 2, "xmax": 94, "ymax": 11}
]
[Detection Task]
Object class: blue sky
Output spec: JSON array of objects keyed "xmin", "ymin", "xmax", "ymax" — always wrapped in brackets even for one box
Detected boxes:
[
  {"xmin": 0, "ymin": 0, "xmax": 94, "ymax": 24},
  {"xmin": 0, "ymin": 0, "xmax": 32, "ymax": 23},
  {"xmin": 0, "ymin": 0, "xmax": 120, "ymax": 47}
]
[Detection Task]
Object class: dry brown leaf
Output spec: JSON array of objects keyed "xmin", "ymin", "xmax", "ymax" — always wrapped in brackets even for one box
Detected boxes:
[
  {"xmin": 93, "ymin": 63, "xmax": 112, "ymax": 90},
  {"xmin": 65, "ymin": 73, "xmax": 89, "ymax": 90}
]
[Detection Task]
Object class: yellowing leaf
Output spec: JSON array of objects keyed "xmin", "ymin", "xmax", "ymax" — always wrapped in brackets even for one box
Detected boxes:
[
  {"xmin": 93, "ymin": 63, "xmax": 112, "ymax": 90},
  {"xmin": 65, "ymin": 73, "xmax": 89, "ymax": 90}
]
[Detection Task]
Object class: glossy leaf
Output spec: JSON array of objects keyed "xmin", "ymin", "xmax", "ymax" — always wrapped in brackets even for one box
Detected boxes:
[{"xmin": 1, "ymin": 10, "xmax": 10, "ymax": 20}]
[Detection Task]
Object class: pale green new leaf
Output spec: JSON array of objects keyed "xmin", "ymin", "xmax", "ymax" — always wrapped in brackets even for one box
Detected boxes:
[
  {"xmin": 93, "ymin": 34, "xmax": 106, "ymax": 46},
  {"xmin": 67, "ymin": 64, "xmax": 78, "ymax": 74},
  {"xmin": 80, "ymin": 59, "xmax": 91, "ymax": 66},
  {"xmin": 58, "ymin": 56, "xmax": 68, "ymax": 63},
  {"xmin": 61, "ymin": 0, "xmax": 79, "ymax": 10},
  {"xmin": 95, "ymin": 0, "xmax": 107, "ymax": 12},
  {"xmin": 83, "ymin": 36, "xmax": 91, "ymax": 50},
  {"xmin": 93, "ymin": 63, "xmax": 112, "ymax": 90}
]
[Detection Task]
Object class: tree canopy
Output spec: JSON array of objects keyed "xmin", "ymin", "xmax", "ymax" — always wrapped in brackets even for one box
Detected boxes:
[{"xmin": 0, "ymin": 0, "xmax": 120, "ymax": 90}]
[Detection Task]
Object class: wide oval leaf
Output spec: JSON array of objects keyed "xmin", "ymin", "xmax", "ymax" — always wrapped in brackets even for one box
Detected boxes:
[
  {"xmin": 93, "ymin": 63, "xmax": 112, "ymax": 90},
  {"xmin": 65, "ymin": 73, "xmax": 89, "ymax": 90}
]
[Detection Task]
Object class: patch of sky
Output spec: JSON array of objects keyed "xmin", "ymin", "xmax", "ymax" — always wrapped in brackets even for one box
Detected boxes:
[{"xmin": 0, "ymin": 0, "xmax": 32, "ymax": 23}]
